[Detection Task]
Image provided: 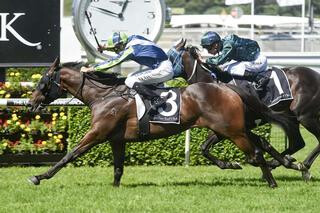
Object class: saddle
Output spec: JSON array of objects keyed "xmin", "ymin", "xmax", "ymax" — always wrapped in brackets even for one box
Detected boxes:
[{"xmin": 231, "ymin": 67, "xmax": 293, "ymax": 107}]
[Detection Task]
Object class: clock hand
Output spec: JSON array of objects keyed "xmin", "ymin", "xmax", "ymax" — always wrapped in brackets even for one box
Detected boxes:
[
  {"xmin": 85, "ymin": 11, "xmax": 102, "ymax": 53},
  {"xmin": 119, "ymin": 0, "xmax": 129, "ymax": 18},
  {"xmin": 91, "ymin": 6, "xmax": 120, "ymax": 18}
]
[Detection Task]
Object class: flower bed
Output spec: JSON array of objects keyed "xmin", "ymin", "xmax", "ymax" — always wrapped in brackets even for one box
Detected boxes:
[
  {"xmin": 0, "ymin": 68, "xmax": 68, "ymax": 158},
  {"xmin": 0, "ymin": 108, "xmax": 68, "ymax": 155}
]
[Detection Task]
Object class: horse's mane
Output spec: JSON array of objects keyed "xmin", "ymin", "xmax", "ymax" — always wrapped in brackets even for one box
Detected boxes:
[
  {"xmin": 58, "ymin": 62, "xmax": 126, "ymax": 86},
  {"xmin": 85, "ymin": 71, "xmax": 126, "ymax": 86},
  {"xmin": 61, "ymin": 62, "xmax": 86, "ymax": 70}
]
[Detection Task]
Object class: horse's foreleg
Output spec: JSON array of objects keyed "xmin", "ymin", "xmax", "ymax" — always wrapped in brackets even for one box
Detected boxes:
[
  {"xmin": 282, "ymin": 119, "xmax": 305, "ymax": 156},
  {"xmin": 28, "ymin": 129, "xmax": 101, "ymax": 185},
  {"xmin": 111, "ymin": 140, "xmax": 125, "ymax": 187},
  {"xmin": 266, "ymin": 118, "xmax": 304, "ymax": 169},
  {"xmin": 201, "ymin": 132, "xmax": 242, "ymax": 169}
]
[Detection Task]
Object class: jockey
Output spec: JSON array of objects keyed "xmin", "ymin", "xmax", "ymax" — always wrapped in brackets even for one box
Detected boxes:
[
  {"xmin": 199, "ymin": 31, "xmax": 269, "ymax": 88},
  {"xmin": 81, "ymin": 32, "xmax": 174, "ymax": 110}
]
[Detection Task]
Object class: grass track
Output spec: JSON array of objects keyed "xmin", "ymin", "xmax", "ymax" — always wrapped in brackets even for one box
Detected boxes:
[{"xmin": 0, "ymin": 127, "xmax": 319, "ymax": 213}]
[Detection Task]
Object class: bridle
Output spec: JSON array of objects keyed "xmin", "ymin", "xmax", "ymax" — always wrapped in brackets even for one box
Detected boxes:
[
  {"xmin": 36, "ymin": 68, "xmax": 66, "ymax": 105},
  {"xmin": 183, "ymin": 46, "xmax": 212, "ymax": 83}
]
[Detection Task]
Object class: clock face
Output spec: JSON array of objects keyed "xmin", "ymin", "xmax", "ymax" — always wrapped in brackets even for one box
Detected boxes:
[{"xmin": 73, "ymin": 0, "xmax": 166, "ymax": 59}]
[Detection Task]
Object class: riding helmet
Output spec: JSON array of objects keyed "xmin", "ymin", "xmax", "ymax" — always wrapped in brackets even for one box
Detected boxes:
[
  {"xmin": 201, "ymin": 31, "xmax": 221, "ymax": 47},
  {"xmin": 105, "ymin": 32, "xmax": 128, "ymax": 49}
]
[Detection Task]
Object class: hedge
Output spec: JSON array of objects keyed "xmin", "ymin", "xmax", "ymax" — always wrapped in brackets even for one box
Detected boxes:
[{"xmin": 67, "ymin": 105, "xmax": 271, "ymax": 167}]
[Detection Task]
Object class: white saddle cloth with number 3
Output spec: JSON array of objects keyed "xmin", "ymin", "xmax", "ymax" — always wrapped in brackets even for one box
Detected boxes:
[{"xmin": 135, "ymin": 88, "xmax": 181, "ymax": 124}]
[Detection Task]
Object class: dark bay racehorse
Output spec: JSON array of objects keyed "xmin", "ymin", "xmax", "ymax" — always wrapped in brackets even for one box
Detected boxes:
[
  {"xmin": 176, "ymin": 39, "xmax": 319, "ymax": 180},
  {"xmin": 27, "ymin": 58, "xmax": 305, "ymax": 188}
]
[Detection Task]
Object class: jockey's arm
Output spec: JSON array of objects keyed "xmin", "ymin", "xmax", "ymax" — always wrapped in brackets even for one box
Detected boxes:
[
  {"xmin": 205, "ymin": 42, "xmax": 234, "ymax": 69},
  {"xmin": 93, "ymin": 47, "xmax": 134, "ymax": 72}
]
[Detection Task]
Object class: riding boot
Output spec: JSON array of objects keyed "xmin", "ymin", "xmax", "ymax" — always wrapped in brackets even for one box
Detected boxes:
[
  {"xmin": 242, "ymin": 70, "xmax": 258, "ymax": 82},
  {"xmin": 242, "ymin": 71, "xmax": 269, "ymax": 90},
  {"xmin": 255, "ymin": 74, "xmax": 270, "ymax": 89},
  {"xmin": 132, "ymin": 82, "xmax": 167, "ymax": 110}
]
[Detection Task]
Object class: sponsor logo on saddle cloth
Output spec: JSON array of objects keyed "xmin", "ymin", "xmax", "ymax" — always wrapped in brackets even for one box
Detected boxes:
[{"xmin": 135, "ymin": 88, "xmax": 181, "ymax": 124}]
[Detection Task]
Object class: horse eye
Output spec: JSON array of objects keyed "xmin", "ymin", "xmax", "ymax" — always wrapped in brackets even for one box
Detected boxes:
[{"xmin": 39, "ymin": 84, "xmax": 45, "ymax": 90}]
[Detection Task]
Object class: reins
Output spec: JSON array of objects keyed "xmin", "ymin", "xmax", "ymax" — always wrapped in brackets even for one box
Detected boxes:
[
  {"xmin": 185, "ymin": 47, "xmax": 212, "ymax": 83},
  {"xmin": 187, "ymin": 59, "xmax": 198, "ymax": 82}
]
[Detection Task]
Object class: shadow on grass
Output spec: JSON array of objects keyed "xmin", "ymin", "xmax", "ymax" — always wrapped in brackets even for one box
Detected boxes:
[
  {"xmin": 274, "ymin": 175, "xmax": 320, "ymax": 182},
  {"xmin": 124, "ymin": 177, "xmax": 268, "ymax": 188},
  {"xmin": 64, "ymin": 173, "xmax": 320, "ymax": 188},
  {"xmin": 123, "ymin": 175, "xmax": 320, "ymax": 188}
]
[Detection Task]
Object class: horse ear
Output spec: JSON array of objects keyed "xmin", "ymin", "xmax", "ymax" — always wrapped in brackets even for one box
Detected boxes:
[
  {"xmin": 173, "ymin": 38, "xmax": 181, "ymax": 47},
  {"xmin": 48, "ymin": 57, "xmax": 60, "ymax": 74},
  {"xmin": 174, "ymin": 38, "xmax": 187, "ymax": 51},
  {"xmin": 182, "ymin": 38, "xmax": 187, "ymax": 47}
]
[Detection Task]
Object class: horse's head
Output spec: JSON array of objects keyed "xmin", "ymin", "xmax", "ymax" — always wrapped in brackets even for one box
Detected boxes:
[
  {"xmin": 28, "ymin": 57, "xmax": 66, "ymax": 112},
  {"xmin": 170, "ymin": 39, "xmax": 213, "ymax": 84}
]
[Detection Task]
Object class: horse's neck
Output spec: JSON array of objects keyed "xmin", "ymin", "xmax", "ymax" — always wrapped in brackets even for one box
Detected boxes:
[
  {"xmin": 187, "ymin": 64, "xmax": 214, "ymax": 84},
  {"xmin": 59, "ymin": 68, "xmax": 83, "ymax": 99},
  {"xmin": 60, "ymin": 68, "xmax": 127, "ymax": 105}
]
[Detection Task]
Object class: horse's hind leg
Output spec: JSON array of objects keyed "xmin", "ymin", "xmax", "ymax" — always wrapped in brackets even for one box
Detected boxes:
[
  {"xmin": 28, "ymin": 129, "xmax": 102, "ymax": 185},
  {"xmin": 111, "ymin": 140, "xmax": 125, "ymax": 187},
  {"xmin": 201, "ymin": 132, "xmax": 242, "ymax": 169},
  {"xmin": 231, "ymin": 134, "xmax": 277, "ymax": 187}
]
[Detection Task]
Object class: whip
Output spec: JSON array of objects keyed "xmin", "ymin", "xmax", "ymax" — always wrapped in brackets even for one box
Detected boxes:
[{"xmin": 85, "ymin": 11, "xmax": 102, "ymax": 53}]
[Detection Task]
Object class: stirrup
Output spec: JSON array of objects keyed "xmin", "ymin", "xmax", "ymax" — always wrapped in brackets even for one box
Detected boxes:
[{"xmin": 254, "ymin": 77, "xmax": 269, "ymax": 91}]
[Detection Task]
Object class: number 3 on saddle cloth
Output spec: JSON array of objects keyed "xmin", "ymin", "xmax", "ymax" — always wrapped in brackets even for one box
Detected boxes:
[
  {"xmin": 233, "ymin": 67, "xmax": 293, "ymax": 107},
  {"xmin": 135, "ymin": 88, "xmax": 181, "ymax": 139}
]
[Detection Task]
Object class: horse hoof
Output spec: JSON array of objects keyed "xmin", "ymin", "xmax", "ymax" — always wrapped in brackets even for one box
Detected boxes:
[
  {"xmin": 113, "ymin": 182, "xmax": 120, "ymax": 187},
  {"xmin": 284, "ymin": 154, "xmax": 297, "ymax": 162},
  {"xmin": 269, "ymin": 183, "xmax": 278, "ymax": 188},
  {"xmin": 302, "ymin": 170, "xmax": 312, "ymax": 182},
  {"xmin": 28, "ymin": 176, "xmax": 40, "ymax": 185},
  {"xmin": 297, "ymin": 162, "xmax": 308, "ymax": 171},
  {"xmin": 232, "ymin": 162, "xmax": 242, "ymax": 170}
]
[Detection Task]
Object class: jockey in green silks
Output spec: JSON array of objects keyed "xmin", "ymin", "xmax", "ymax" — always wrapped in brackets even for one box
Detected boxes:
[{"xmin": 199, "ymin": 31, "xmax": 269, "ymax": 89}]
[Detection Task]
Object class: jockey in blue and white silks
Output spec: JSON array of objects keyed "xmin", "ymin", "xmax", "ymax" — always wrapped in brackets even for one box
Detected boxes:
[{"xmin": 81, "ymin": 32, "xmax": 174, "ymax": 110}]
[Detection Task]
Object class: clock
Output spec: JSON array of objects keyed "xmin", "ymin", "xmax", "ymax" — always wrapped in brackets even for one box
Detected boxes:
[{"xmin": 72, "ymin": 0, "xmax": 166, "ymax": 60}]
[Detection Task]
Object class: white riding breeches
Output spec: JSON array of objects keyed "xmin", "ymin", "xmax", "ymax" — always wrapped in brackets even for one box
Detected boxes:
[
  {"xmin": 221, "ymin": 53, "xmax": 268, "ymax": 77},
  {"xmin": 125, "ymin": 60, "xmax": 174, "ymax": 88}
]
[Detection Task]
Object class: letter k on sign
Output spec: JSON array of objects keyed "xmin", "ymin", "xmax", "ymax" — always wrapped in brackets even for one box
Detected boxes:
[{"xmin": 0, "ymin": 13, "xmax": 41, "ymax": 46}]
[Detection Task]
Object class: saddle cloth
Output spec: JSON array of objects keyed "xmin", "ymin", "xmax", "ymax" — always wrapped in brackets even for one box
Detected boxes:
[
  {"xmin": 233, "ymin": 67, "xmax": 293, "ymax": 107},
  {"xmin": 135, "ymin": 88, "xmax": 181, "ymax": 124}
]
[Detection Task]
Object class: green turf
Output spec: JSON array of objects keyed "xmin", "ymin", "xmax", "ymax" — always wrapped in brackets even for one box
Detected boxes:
[{"xmin": 0, "ymin": 127, "xmax": 318, "ymax": 213}]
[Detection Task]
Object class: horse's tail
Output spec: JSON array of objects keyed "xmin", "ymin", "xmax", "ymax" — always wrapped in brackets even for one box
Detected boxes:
[{"xmin": 226, "ymin": 84, "xmax": 293, "ymax": 133}]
